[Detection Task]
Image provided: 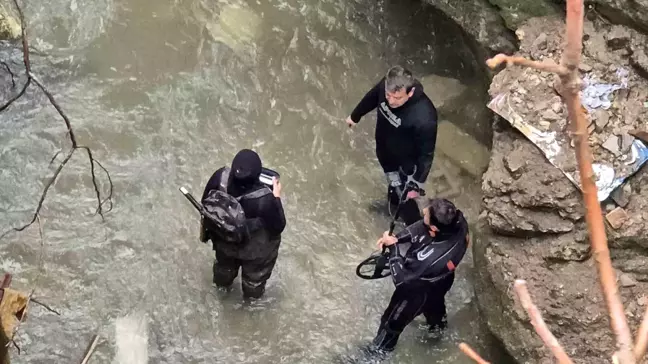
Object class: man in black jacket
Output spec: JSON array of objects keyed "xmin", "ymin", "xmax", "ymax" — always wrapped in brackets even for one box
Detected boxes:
[
  {"xmin": 345, "ymin": 66, "xmax": 438, "ymax": 206},
  {"xmin": 372, "ymin": 198, "xmax": 469, "ymax": 352},
  {"xmin": 201, "ymin": 149, "xmax": 286, "ymax": 299}
]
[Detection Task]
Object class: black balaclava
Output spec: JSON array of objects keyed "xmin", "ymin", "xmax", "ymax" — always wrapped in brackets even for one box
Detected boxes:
[{"xmin": 228, "ymin": 149, "xmax": 262, "ymax": 195}]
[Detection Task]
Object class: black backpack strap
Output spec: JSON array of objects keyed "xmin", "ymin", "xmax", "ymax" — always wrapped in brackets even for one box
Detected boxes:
[
  {"xmin": 238, "ymin": 186, "xmax": 272, "ymax": 201},
  {"xmin": 220, "ymin": 167, "xmax": 230, "ymax": 192}
]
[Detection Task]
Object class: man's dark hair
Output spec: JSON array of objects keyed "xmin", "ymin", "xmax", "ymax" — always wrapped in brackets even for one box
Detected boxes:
[
  {"xmin": 385, "ymin": 66, "xmax": 415, "ymax": 93},
  {"xmin": 428, "ymin": 198, "xmax": 457, "ymax": 227}
]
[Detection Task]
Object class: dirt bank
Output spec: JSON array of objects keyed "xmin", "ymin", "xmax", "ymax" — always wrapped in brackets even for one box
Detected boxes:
[{"xmin": 474, "ymin": 15, "xmax": 648, "ymax": 364}]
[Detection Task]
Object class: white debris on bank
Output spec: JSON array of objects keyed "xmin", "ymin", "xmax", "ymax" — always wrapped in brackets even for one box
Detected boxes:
[{"xmin": 488, "ymin": 17, "xmax": 648, "ymax": 201}]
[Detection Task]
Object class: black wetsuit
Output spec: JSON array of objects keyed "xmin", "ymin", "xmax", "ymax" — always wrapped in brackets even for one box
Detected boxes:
[
  {"xmin": 201, "ymin": 167, "xmax": 286, "ymax": 298},
  {"xmin": 349, "ymin": 78, "xmax": 438, "ymax": 185},
  {"xmin": 373, "ymin": 213, "xmax": 469, "ymax": 351}
]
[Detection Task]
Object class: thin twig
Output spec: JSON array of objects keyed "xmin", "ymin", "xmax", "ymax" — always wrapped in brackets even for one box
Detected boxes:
[
  {"xmin": 486, "ymin": 54, "xmax": 569, "ymax": 75},
  {"xmin": 0, "ymin": 150, "xmax": 74, "ymax": 240},
  {"xmin": 514, "ymin": 280, "xmax": 574, "ymax": 364},
  {"xmin": 1, "ymin": 61, "xmax": 16, "ymax": 87},
  {"xmin": 29, "ymin": 73, "xmax": 77, "ymax": 147},
  {"xmin": 12, "ymin": 0, "xmax": 30, "ymax": 74},
  {"xmin": 634, "ymin": 304, "xmax": 648, "ymax": 361},
  {"xmin": 1, "ymin": 0, "xmax": 114, "ymax": 240},
  {"xmin": 48, "ymin": 149, "xmax": 62, "ymax": 166},
  {"xmin": 80, "ymin": 334, "xmax": 100, "ymax": 364},
  {"xmin": 459, "ymin": 343, "xmax": 491, "ymax": 364},
  {"xmin": 93, "ymin": 159, "xmax": 114, "ymax": 213},
  {"xmin": 0, "ymin": 77, "xmax": 31, "ymax": 112},
  {"xmin": 79, "ymin": 146, "xmax": 105, "ymax": 218},
  {"xmin": 29, "ymin": 297, "xmax": 61, "ymax": 315}
]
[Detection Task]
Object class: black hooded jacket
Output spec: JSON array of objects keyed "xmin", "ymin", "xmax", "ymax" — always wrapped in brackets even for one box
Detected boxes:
[{"xmin": 350, "ymin": 78, "xmax": 438, "ymax": 183}]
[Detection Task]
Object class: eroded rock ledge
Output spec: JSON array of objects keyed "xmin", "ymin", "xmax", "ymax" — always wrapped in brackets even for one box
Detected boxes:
[{"xmin": 473, "ymin": 15, "xmax": 648, "ymax": 364}]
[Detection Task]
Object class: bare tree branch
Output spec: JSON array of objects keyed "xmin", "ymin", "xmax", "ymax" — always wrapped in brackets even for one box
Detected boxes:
[
  {"xmin": 12, "ymin": 0, "xmax": 30, "ymax": 74},
  {"xmin": 29, "ymin": 297, "xmax": 61, "ymax": 316},
  {"xmin": 633, "ymin": 305, "xmax": 648, "ymax": 361},
  {"xmin": 0, "ymin": 0, "xmax": 113, "ymax": 239},
  {"xmin": 486, "ymin": 54, "xmax": 568, "ymax": 75},
  {"xmin": 79, "ymin": 334, "xmax": 100, "ymax": 364},
  {"xmin": 459, "ymin": 343, "xmax": 491, "ymax": 364},
  {"xmin": 1, "ymin": 61, "xmax": 16, "ymax": 87},
  {"xmin": 0, "ymin": 77, "xmax": 31, "ymax": 112},
  {"xmin": 29, "ymin": 73, "xmax": 77, "ymax": 147},
  {"xmin": 0, "ymin": 150, "xmax": 74, "ymax": 240},
  {"xmin": 514, "ymin": 280, "xmax": 574, "ymax": 364}
]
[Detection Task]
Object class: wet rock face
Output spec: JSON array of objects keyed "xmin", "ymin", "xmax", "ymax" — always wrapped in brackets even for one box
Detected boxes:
[
  {"xmin": 591, "ymin": 0, "xmax": 648, "ymax": 34},
  {"xmin": 422, "ymin": 0, "xmax": 648, "ymax": 58},
  {"xmin": 422, "ymin": 0, "xmax": 519, "ymax": 55}
]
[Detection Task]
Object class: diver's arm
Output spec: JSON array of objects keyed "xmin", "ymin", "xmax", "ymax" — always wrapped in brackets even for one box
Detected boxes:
[
  {"xmin": 387, "ymin": 245, "xmax": 428, "ymax": 287},
  {"xmin": 393, "ymin": 220, "xmax": 429, "ymax": 245}
]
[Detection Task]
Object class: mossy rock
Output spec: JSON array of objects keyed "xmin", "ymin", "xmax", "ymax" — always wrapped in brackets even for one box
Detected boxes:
[
  {"xmin": 0, "ymin": 4, "xmax": 20, "ymax": 41},
  {"xmin": 489, "ymin": 0, "xmax": 560, "ymax": 29}
]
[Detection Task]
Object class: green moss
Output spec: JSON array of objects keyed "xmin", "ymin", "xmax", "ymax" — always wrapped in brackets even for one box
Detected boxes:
[
  {"xmin": 0, "ymin": 4, "xmax": 21, "ymax": 40},
  {"xmin": 488, "ymin": 0, "xmax": 560, "ymax": 29}
]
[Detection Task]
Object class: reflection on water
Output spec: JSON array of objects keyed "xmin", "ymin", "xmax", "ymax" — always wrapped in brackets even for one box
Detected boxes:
[{"xmin": 0, "ymin": 0, "xmax": 510, "ymax": 362}]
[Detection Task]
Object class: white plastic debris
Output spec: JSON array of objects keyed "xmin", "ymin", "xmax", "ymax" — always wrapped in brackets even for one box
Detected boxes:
[{"xmin": 581, "ymin": 68, "xmax": 629, "ymax": 111}]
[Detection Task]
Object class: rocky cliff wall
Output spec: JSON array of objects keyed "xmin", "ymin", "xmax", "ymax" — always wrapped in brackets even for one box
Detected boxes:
[{"xmin": 407, "ymin": 0, "xmax": 648, "ymax": 362}]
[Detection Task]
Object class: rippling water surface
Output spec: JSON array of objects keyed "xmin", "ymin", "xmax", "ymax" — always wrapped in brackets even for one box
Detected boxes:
[{"xmin": 0, "ymin": 0, "xmax": 508, "ymax": 362}]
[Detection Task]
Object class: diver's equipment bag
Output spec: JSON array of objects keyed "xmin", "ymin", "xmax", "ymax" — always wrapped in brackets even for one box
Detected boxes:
[
  {"xmin": 202, "ymin": 168, "xmax": 271, "ymax": 244},
  {"xmin": 180, "ymin": 168, "xmax": 271, "ymax": 244}
]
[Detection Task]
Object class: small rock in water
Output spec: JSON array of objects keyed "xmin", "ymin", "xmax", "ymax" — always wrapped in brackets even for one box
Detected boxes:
[
  {"xmin": 606, "ymin": 207, "xmax": 629, "ymax": 229},
  {"xmin": 601, "ymin": 135, "xmax": 621, "ymax": 156}
]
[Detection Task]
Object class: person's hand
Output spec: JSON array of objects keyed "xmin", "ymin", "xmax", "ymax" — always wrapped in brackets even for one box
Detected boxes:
[
  {"xmin": 376, "ymin": 231, "xmax": 398, "ymax": 250},
  {"xmin": 272, "ymin": 177, "xmax": 282, "ymax": 198},
  {"xmin": 345, "ymin": 116, "xmax": 356, "ymax": 128}
]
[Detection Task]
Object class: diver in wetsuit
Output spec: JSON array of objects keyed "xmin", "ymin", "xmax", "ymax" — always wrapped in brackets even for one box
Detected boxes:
[
  {"xmin": 344, "ymin": 65, "xmax": 438, "ymax": 207},
  {"xmin": 372, "ymin": 198, "xmax": 469, "ymax": 352}
]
